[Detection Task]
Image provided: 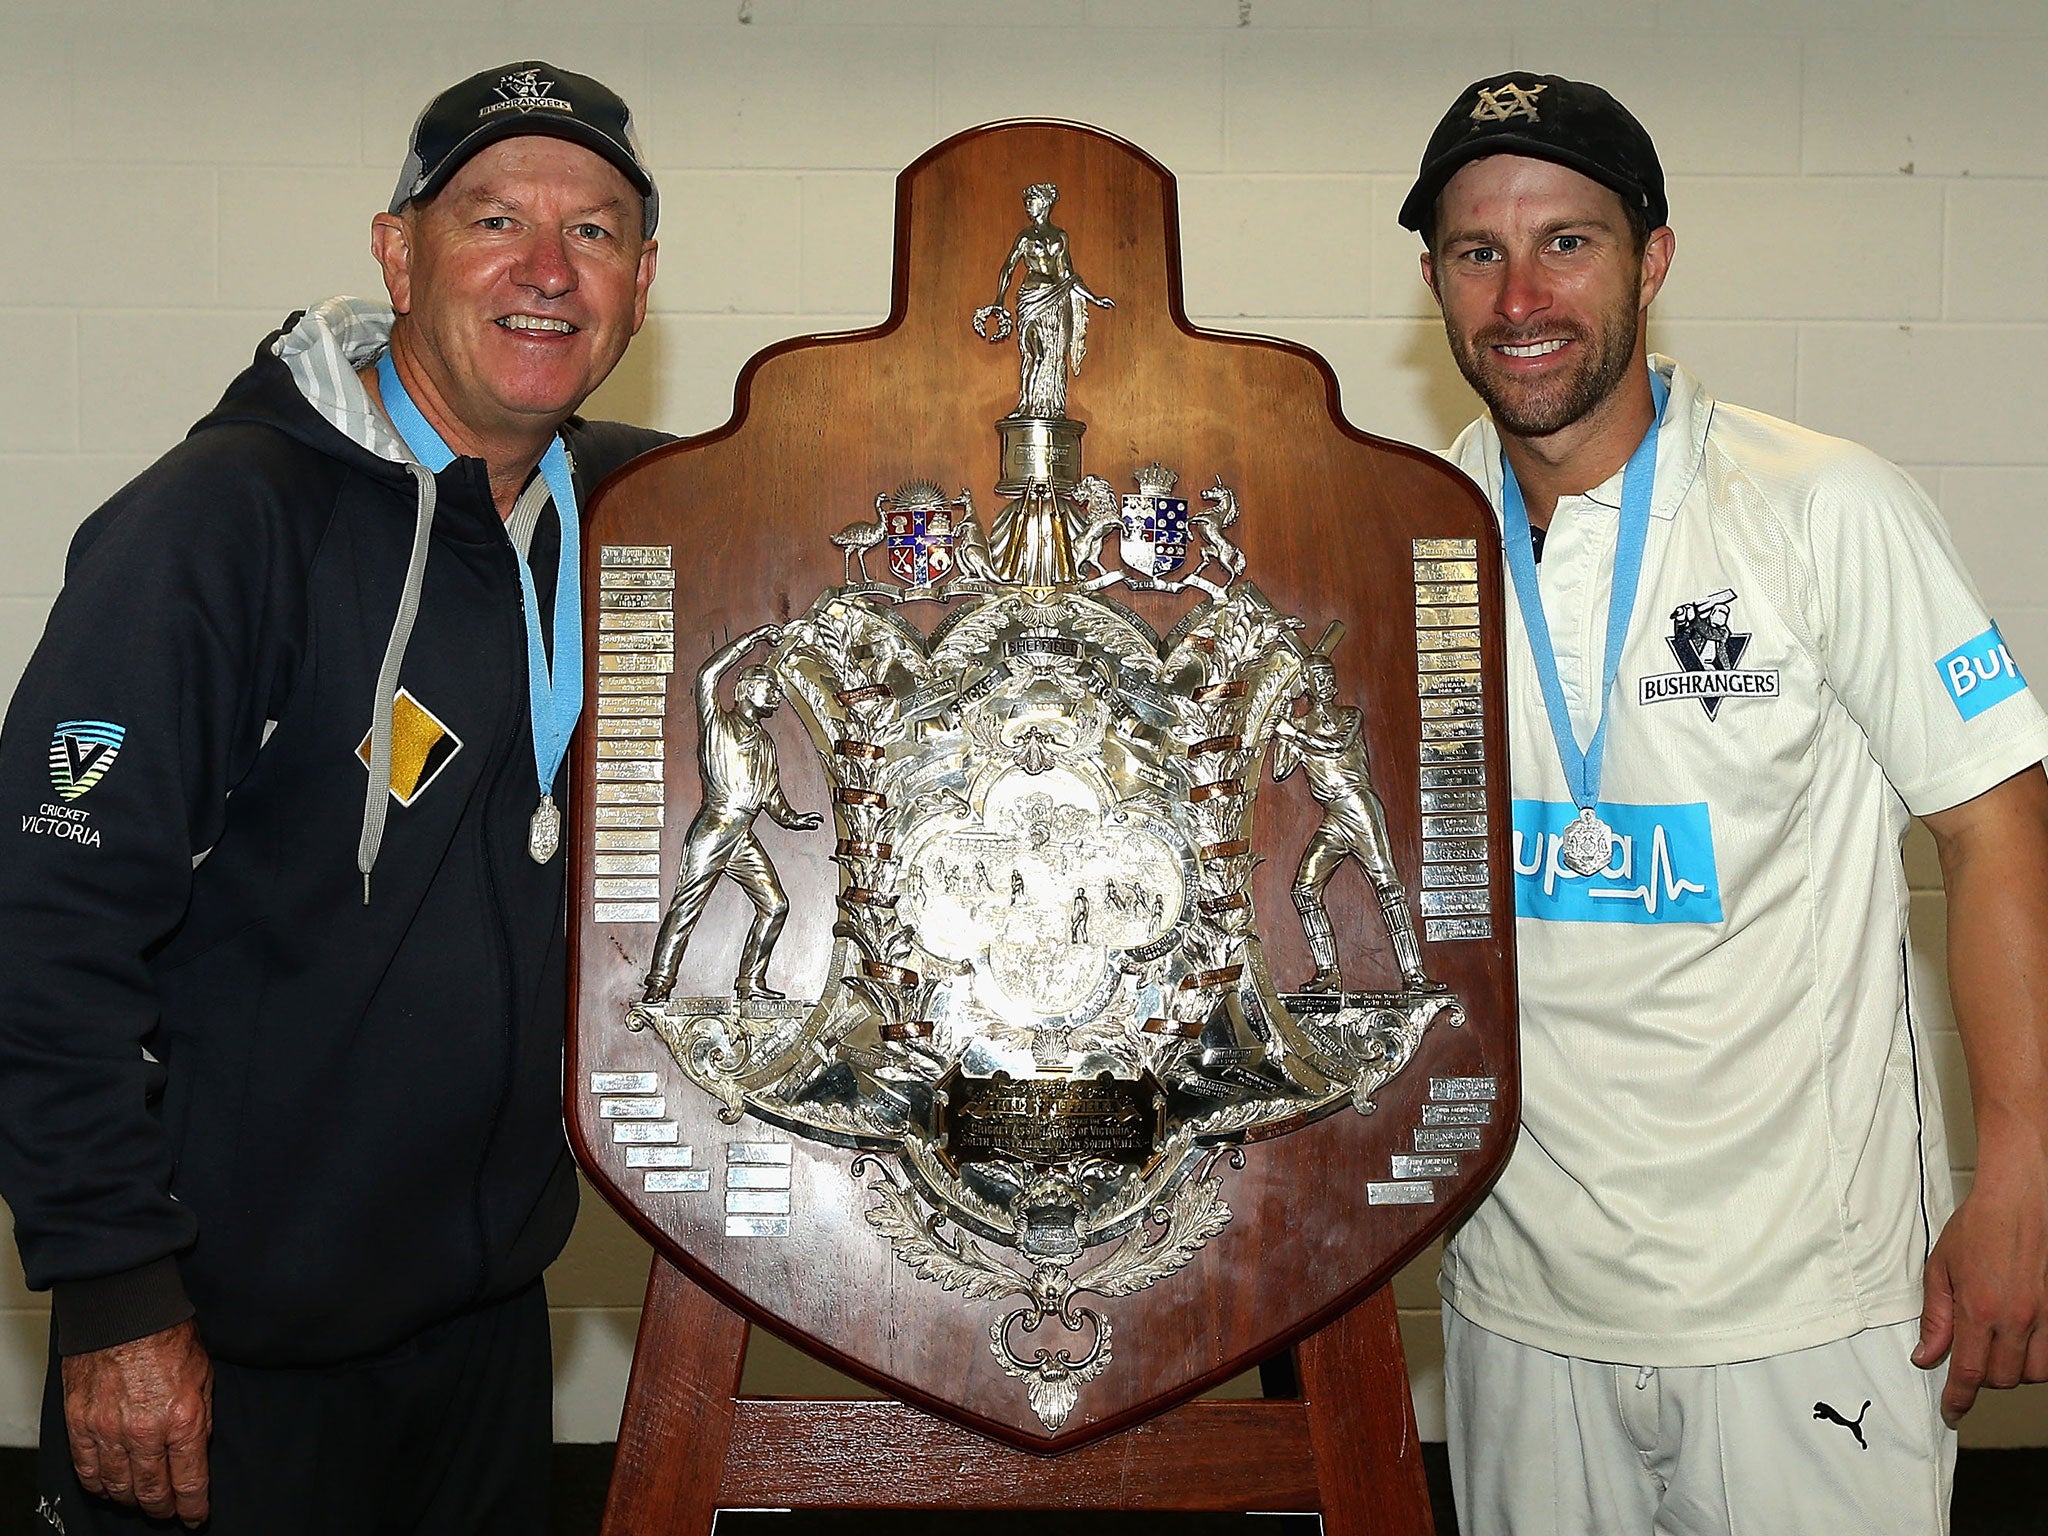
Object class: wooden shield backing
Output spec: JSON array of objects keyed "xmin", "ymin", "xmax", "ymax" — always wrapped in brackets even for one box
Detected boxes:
[{"xmin": 569, "ymin": 121, "xmax": 1517, "ymax": 1453}]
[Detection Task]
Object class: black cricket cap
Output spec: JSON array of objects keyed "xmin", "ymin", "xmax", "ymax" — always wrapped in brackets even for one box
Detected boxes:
[
  {"xmin": 389, "ymin": 62, "xmax": 659, "ymax": 239},
  {"xmin": 1399, "ymin": 73, "xmax": 1666, "ymax": 238}
]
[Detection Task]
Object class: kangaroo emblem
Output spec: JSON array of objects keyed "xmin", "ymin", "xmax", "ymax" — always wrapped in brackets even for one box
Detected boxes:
[{"xmin": 1812, "ymin": 1399, "xmax": 1872, "ymax": 1450}]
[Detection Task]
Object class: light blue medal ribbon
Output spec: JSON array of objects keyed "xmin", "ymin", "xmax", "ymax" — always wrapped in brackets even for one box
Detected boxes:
[
  {"xmin": 376, "ymin": 351, "xmax": 583, "ymax": 863},
  {"xmin": 1498, "ymin": 370, "xmax": 1668, "ymax": 877}
]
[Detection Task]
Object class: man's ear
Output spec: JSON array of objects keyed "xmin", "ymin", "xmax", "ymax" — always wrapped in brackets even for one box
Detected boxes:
[
  {"xmin": 1420, "ymin": 249, "xmax": 1440, "ymax": 306},
  {"xmin": 1638, "ymin": 225, "xmax": 1676, "ymax": 313},
  {"xmin": 370, "ymin": 212, "xmax": 414, "ymax": 316}
]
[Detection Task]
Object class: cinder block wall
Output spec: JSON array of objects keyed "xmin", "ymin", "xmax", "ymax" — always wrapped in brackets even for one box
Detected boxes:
[{"xmin": 3, "ymin": 0, "xmax": 2044, "ymax": 1451}]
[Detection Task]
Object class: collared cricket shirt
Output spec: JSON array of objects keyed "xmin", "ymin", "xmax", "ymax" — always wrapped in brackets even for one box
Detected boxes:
[{"xmin": 1439, "ymin": 357, "xmax": 2048, "ymax": 1365}]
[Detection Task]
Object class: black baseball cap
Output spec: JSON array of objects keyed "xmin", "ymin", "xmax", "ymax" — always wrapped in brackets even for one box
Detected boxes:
[
  {"xmin": 389, "ymin": 62, "xmax": 659, "ymax": 238},
  {"xmin": 1399, "ymin": 73, "xmax": 1665, "ymax": 238}
]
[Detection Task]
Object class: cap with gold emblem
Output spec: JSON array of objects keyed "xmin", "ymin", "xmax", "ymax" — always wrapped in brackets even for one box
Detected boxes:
[{"xmin": 1398, "ymin": 72, "xmax": 1666, "ymax": 236}]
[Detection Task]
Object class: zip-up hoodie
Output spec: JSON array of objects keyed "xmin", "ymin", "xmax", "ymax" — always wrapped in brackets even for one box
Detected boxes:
[{"xmin": 0, "ymin": 301, "xmax": 669, "ymax": 1366}]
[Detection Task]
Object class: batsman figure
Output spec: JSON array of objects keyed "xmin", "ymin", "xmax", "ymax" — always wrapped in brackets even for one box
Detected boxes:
[
  {"xmin": 1274, "ymin": 636, "xmax": 1436, "ymax": 995},
  {"xmin": 643, "ymin": 626, "xmax": 820, "ymax": 1003}
]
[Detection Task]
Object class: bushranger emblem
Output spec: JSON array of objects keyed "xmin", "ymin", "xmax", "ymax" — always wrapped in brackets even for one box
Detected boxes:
[{"xmin": 1638, "ymin": 588, "xmax": 1780, "ymax": 718}]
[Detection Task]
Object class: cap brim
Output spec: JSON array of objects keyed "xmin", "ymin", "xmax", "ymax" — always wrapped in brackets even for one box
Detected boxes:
[{"xmin": 1398, "ymin": 135, "xmax": 1649, "ymax": 234}]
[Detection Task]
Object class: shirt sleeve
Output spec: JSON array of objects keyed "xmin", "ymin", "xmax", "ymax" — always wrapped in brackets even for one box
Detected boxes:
[
  {"xmin": 1802, "ymin": 443, "xmax": 2048, "ymax": 816},
  {"xmin": 0, "ymin": 431, "xmax": 306, "ymax": 1348}
]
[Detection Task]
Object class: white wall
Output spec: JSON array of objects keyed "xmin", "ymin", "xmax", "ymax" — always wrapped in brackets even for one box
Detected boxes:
[{"xmin": 3, "ymin": 0, "xmax": 2046, "ymax": 1451}]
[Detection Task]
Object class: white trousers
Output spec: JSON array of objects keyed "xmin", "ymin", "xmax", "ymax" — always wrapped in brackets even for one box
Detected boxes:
[{"xmin": 1444, "ymin": 1305, "xmax": 1955, "ymax": 1536}]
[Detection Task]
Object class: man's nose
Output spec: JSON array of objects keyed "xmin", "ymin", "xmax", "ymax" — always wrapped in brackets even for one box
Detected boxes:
[
  {"xmin": 513, "ymin": 230, "xmax": 575, "ymax": 298},
  {"xmin": 1495, "ymin": 254, "xmax": 1550, "ymax": 326}
]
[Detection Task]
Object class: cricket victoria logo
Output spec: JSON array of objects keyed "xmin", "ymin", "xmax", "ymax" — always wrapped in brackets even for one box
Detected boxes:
[{"xmin": 1638, "ymin": 589, "xmax": 1779, "ymax": 719}]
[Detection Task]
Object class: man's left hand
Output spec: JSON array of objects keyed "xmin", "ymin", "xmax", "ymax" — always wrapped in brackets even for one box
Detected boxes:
[{"xmin": 1916, "ymin": 1168, "xmax": 2048, "ymax": 1424}]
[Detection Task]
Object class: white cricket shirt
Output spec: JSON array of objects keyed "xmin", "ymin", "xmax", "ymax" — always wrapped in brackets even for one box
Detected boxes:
[{"xmin": 1439, "ymin": 357, "xmax": 2048, "ymax": 1365}]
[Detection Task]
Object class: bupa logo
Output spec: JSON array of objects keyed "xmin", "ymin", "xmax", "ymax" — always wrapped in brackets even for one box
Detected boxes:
[
  {"xmin": 1938, "ymin": 626, "xmax": 2029, "ymax": 722},
  {"xmin": 1512, "ymin": 800, "xmax": 1722, "ymax": 925}
]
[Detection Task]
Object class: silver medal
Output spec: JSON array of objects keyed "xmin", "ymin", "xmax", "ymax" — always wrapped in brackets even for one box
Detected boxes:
[
  {"xmin": 1557, "ymin": 807, "xmax": 1612, "ymax": 877},
  {"xmin": 529, "ymin": 794, "xmax": 562, "ymax": 864}
]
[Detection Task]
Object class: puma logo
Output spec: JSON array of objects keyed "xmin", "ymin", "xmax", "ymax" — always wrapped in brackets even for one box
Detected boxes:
[
  {"xmin": 35, "ymin": 1493, "xmax": 67, "ymax": 1532},
  {"xmin": 1813, "ymin": 1398, "xmax": 1871, "ymax": 1450}
]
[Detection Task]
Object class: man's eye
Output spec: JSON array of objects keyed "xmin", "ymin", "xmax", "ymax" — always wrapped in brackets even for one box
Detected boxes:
[
  {"xmin": 1553, "ymin": 234, "xmax": 1584, "ymax": 253},
  {"xmin": 574, "ymin": 223, "xmax": 613, "ymax": 241},
  {"xmin": 478, "ymin": 216, "xmax": 513, "ymax": 231},
  {"xmin": 1464, "ymin": 247, "xmax": 1500, "ymax": 265}
]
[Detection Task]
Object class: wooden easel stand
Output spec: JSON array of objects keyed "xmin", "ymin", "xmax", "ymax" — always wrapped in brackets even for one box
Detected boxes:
[{"xmin": 601, "ymin": 1256, "xmax": 1434, "ymax": 1534}]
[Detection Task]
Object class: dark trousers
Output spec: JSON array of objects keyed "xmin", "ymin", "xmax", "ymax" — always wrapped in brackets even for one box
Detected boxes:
[{"xmin": 36, "ymin": 1281, "xmax": 552, "ymax": 1536}]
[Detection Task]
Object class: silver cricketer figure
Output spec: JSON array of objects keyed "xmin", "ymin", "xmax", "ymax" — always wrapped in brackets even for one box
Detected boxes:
[
  {"xmin": 1274, "ymin": 654, "xmax": 1436, "ymax": 994},
  {"xmin": 642, "ymin": 625, "xmax": 821, "ymax": 1003}
]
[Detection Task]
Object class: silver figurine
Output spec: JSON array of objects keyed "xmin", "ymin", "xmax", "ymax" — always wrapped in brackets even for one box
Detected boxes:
[{"xmin": 642, "ymin": 625, "xmax": 822, "ymax": 1004}]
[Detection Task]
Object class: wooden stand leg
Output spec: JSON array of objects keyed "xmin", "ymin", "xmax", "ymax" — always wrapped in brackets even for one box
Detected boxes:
[
  {"xmin": 1298, "ymin": 1285, "xmax": 1435, "ymax": 1536},
  {"xmin": 601, "ymin": 1261, "xmax": 1434, "ymax": 1534},
  {"xmin": 599, "ymin": 1255, "xmax": 749, "ymax": 1536}
]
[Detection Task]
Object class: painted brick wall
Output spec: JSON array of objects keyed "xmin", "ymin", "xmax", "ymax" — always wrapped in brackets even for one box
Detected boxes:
[{"xmin": 2, "ymin": 0, "xmax": 2044, "ymax": 1452}]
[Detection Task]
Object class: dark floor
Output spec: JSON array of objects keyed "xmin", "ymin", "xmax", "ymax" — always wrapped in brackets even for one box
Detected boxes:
[{"xmin": 6, "ymin": 1444, "xmax": 2047, "ymax": 1533}]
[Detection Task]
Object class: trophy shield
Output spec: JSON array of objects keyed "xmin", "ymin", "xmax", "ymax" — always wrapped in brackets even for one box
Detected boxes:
[{"xmin": 570, "ymin": 121, "xmax": 1516, "ymax": 1454}]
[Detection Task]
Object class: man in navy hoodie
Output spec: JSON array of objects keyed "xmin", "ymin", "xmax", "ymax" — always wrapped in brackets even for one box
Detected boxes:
[{"xmin": 0, "ymin": 62, "xmax": 667, "ymax": 1534}]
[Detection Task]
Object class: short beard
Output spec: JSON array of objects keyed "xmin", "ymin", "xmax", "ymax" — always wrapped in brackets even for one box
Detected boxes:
[{"xmin": 1443, "ymin": 297, "xmax": 1642, "ymax": 441}]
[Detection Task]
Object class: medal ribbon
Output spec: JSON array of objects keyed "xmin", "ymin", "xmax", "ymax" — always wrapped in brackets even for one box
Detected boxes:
[
  {"xmin": 1498, "ymin": 370, "xmax": 1668, "ymax": 814},
  {"xmin": 376, "ymin": 351, "xmax": 583, "ymax": 813}
]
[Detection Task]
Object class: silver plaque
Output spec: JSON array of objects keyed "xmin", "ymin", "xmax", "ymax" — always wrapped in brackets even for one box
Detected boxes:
[
  {"xmin": 625, "ymin": 1146, "xmax": 694, "ymax": 1168},
  {"xmin": 596, "ymin": 783, "xmax": 664, "ymax": 804},
  {"xmin": 589, "ymin": 1071, "xmax": 659, "ymax": 1094},
  {"xmin": 1413, "ymin": 538, "xmax": 1478, "ymax": 558},
  {"xmin": 725, "ymin": 1190, "xmax": 792, "ymax": 1215},
  {"xmin": 594, "ymin": 854, "xmax": 662, "ymax": 876},
  {"xmin": 1420, "ymin": 863, "xmax": 1489, "ymax": 889},
  {"xmin": 598, "ymin": 673, "xmax": 668, "ymax": 695},
  {"xmin": 599, "ymin": 589, "xmax": 674, "ymax": 610},
  {"xmin": 600, "ymin": 545, "xmax": 674, "ymax": 567},
  {"xmin": 600, "ymin": 610, "xmax": 675, "ymax": 631},
  {"xmin": 1415, "ymin": 1127, "xmax": 1483, "ymax": 1152},
  {"xmin": 593, "ymin": 806, "xmax": 663, "ymax": 831},
  {"xmin": 595, "ymin": 902, "xmax": 662, "ymax": 924},
  {"xmin": 646, "ymin": 1170, "xmax": 712, "ymax": 1193},
  {"xmin": 728, "ymin": 1143, "xmax": 793, "ymax": 1165},
  {"xmin": 612, "ymin": 1121, "xmax": 681, "ymax": 1144},
  {"xmin": 1366, "ymin": 1181, "xmax": 1436, "ymax": 1206},
  {"xmin": 595, "ymin": 829, "xmax": 663, "ymax": 851},
  {"xmin": 600, "ymin": 632, "xmax": 676, "ymax": 654},
  {"xmin": 1391, "ymin": 1155, "xmax": 1460, "ymax": 1179},
  {"xmin": 1422, "ymin": 1102, "xmax": 1490, "ymax": 1125},
  {"xmin": 726, "ymin": 1165, "xmax": 792, "ymax": 1190},
  {"xmin": 1430, "ymin": 1076, "xmax": 1499, "ymax": 1101},
  {"xmin": 598, "ymin": 654, "xmax": 675, "ymax": 675},
  {"xmin": 1425, "ymin": 917, "xmax": 1494, "ymax": 941},
  {"xmin": 1413, "ymin": 561, "xmax": 1478, "ymax": 582},
  {"xmin": 1420, "ymin": 765, "xmax": 1485, "ymax": 788},
  {"xmin": 600, "ymin": 1096, "xmax": 667, "ymax": 1119},
  {"xmin": 599, "ymin": 569, "xmax": 676, "ymax": 589},
  {"xmin": 596, "ymin": 739, "xmax": 663, "ymax": 759},
  {"xmin": 1420, "ymin": 889, "xmax": 1491, "ymax": 917},
  {"xmin": 725, "ymin": 1215, "xmax": 791, "ymax": 1238},
  {"xmin": 596, "ymin": 761, "xmax": 664, "ymax": 781},
  {"xmin": 1424, "ymin": 837, "xmax": 1489, "ymax": 863}
]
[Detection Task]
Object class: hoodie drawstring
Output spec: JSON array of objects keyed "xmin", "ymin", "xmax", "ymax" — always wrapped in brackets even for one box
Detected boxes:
[{"xmin": 358, "ymin": 462, "xmax": 438, "ymax": 902}]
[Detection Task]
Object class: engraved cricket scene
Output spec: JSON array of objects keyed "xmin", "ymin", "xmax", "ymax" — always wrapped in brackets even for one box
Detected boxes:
[{"xmin": 620, "ymin": 184, "xmax": 1466, "ymax": 1432}]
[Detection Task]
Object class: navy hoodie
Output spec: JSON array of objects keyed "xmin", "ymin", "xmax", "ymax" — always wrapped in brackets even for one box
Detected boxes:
[{"xmin": 0, "ymin": 316, "xmax": 667, "ymax": 1366}]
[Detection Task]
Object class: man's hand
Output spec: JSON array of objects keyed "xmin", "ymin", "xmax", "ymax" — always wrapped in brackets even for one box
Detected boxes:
[
  {"xmin": 775, "ymin": 808, "xmax": 822, "ymax": 832},
  {"xmin": 61, "ymin": 1319, "xmax": 213, "ymax": 1526},
  {"xmin": 1916, "ymin": 1165, "xmax": 2048, "ymax": 1424}
]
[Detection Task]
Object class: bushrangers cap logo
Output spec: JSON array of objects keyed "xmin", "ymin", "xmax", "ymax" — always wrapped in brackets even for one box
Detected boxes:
[
  {"xmin": 482, "ymin": 69, "xmax": 572, "ymax": 117},
  {"xmin": 1638, "ymin": 588, "xmax": 1780, "ymax": 719},
  {"xmin": 48, "ymin": 720, "xmax": 125, "ymax": 802},
  {"xmin": 1470, "ymin": 81, "xmax": 1545, "ymax": 124}
]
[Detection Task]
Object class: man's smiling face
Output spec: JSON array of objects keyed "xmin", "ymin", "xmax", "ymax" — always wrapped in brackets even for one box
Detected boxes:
[
  {"xmin": 376, "ymin": 134, "xmax": 656, "ymax": 444},
  {"xmin": 1423, "ymin": 154, "xmax": 1667, "ymax": 443}
]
